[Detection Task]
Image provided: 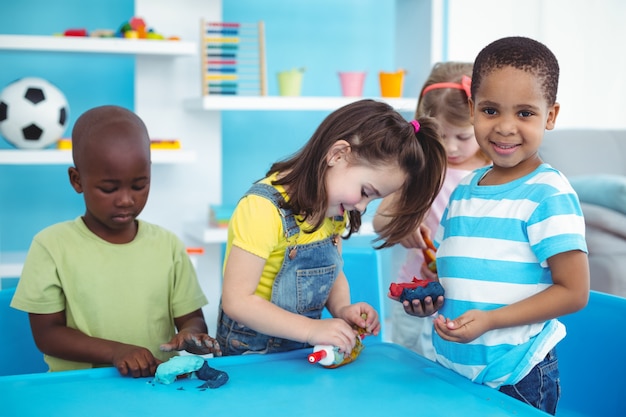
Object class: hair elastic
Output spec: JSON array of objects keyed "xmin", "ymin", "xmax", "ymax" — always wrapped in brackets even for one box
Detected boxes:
[
  {"xmin": 410, "ymin": 120, "xmax": 420, "ymax": 133},
  {"xmin": 422, "ymin": 75, "xmax": 472, "ymax": 98}
]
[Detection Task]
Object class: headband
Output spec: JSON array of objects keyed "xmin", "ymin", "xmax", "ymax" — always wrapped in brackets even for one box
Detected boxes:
[
  {"xmin": 410, "ymin": 120, "xmax": 420, "ymax": 133},
  {"xmin": 421, "ymin": 75, "xmax": 471, "ymax": 98}
]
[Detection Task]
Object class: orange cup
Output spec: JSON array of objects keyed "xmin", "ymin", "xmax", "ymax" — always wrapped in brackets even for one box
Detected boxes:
[{"xmin": 379, "ymin": 70, "xmax": 405, "ymax": 97}]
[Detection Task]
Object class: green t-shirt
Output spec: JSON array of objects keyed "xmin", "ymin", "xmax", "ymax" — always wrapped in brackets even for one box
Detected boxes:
[{"xmin": 11, "ymin": 217, "xmax": 208, "ymax": 372}]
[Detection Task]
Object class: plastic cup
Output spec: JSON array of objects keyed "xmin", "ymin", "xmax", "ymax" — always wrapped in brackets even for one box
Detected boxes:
[
  {"xmin": 379, "ymin": 70, "xmax": 405, "ymax": 97},
  {"xmin": 338, "ymin": 71, "xmax": 366, "ymax": 96},
  {"xmin": 277, "ymin": 69, "xmax": 304, "ymax": 96}
]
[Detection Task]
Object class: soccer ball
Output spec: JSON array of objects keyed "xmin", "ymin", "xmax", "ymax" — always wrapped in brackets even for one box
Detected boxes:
[{"xmin": 0, "ymin": 77, "xmax": 69, "ymax": 149}]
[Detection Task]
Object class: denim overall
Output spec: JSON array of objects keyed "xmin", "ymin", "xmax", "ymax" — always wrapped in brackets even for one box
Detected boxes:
[{"xmin": 216, "ymin": 183, "xmax": 343, "ymax": 355}]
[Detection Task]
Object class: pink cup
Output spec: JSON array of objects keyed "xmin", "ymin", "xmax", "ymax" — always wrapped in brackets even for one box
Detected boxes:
[{"xmin": 338, "ymin": 71, "xmax": 366, "ymax": 96}]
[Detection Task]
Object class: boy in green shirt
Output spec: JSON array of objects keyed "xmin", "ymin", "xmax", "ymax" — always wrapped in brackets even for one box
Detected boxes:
[{"xmin": 11, "ymin": 105, "xmax": 221, "ymax": 376}]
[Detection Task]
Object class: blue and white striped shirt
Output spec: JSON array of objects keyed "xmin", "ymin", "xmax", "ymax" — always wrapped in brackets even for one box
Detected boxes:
[{"xmin": 433, "ymin": 164, "xmax": 587, "ymax": 388}]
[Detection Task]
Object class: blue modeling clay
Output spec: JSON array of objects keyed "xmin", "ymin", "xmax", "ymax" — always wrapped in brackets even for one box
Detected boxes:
[
  {"xmin": 196, "ymin": 361, "xmax": 229, "ymax": 389},
  {"xmin": 154, "ymin": 355, "xmax": 205, "ymax": 385},
  {"xmin": 154, "ymin": 355, "xmax": 229, "ymax": 389},
  {"xmin": 399, "ymin": 281, "xmax": 445, "ymax": 304}
]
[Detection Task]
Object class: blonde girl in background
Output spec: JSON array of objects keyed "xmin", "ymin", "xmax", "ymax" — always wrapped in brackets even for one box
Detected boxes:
[{"xmin": 374, "ymin": 62, "xmax": 489, "ymax": 360}]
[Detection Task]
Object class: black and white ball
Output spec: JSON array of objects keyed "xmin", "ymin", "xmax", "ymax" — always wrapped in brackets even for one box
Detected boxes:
[{"xmin": 0, "ymin": 77, "xmax": 69, "ymax": 149}]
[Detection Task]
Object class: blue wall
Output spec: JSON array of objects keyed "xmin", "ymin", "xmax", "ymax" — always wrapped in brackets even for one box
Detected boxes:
[
  {"xmin": 0, "ymin": 0, "xmax": 134, "ymax": 252},
  {"xmin": 0, "ymin": 0, "xmax": 395, "ymax": 252},
  {"xmin": 221, "ymin": 1, "xmax": 395, "ymax": 204}
]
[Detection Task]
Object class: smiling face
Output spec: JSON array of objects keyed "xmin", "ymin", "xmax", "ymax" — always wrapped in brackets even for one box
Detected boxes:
[
  {"xmin": 469, "ymin": 66, "xmax": 559, "ymax": 184},
  {"xmin": 69, "ymin": 119, "xmax": 151, "ymax": 244},
  {"xmin": 324, "ymin": 141, "xmax": 406, "ymax": 217}
]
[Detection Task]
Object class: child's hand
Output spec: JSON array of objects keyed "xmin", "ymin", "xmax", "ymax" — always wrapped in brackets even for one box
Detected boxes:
[
  {"xmin": 397, "ymin": 223, "xmax": 431, "ymax": 249},
  {"xmin": 420, "ymin": 261, "xmax": 438, "ymax": 281},
  {"xmin": 160, "ymin": 331, "xmax": 222, "ymax": 357},
  {"xmin": 111, "ymin": 344, "xmax": 161, "ymax": 378},
  {"xmin": 388, "ymin": 276, "xmax": 444, "ymax": 317},
  {"xmin": 398, "ymin": 294, "xmax": 444, "ymax": 317},
  {"xmin": 306, "ymin": 318, "xmax": 359, "ymax": 355},
  {"xmin": 433, "ymin": 310, "xmax": 490, "ymax": 343},
  {"xmin": 338, "ymin": 302, "xmax": 381, "ymax": 337}
]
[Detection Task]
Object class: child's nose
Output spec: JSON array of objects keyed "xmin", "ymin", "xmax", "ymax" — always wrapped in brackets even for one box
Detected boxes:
[
  {"xmin": 495, "ymin": 115, "xmax": 517, "ymax": 135},
  {"xmin": 115, "ymin": 190, "xmax": 134, "ymax": 206},
  {"xmin": 446, "ymin": 141, "xmax": 458, "ymax": 153},
  {"xmin": 354, "ymin": 200, "xmax": 368, "ymax": 214}
]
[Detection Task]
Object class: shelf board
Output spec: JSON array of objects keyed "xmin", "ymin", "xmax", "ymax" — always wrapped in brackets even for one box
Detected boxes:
[
  {"xmin": 0, "ymin": 251, "xmax": 26, "ymax": 279},
  {"xmin": 0, "ymin": 34, "xmax": 196, "ymax": 56},
  {"xmin": 184, "ymin": 222, "xmax": 228, "ymax": 244},
  {"xmin": 0, "ymin": 149, "xmax": 196, "ymax": 165},
  {"xmin": 184, "ymin": 96, "xmax": 418, "ymax": 112}
]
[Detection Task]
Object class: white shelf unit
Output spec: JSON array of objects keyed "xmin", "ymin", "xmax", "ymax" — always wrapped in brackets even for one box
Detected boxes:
[
  {"xmin": 0, "ymin": 34, "xmax": 195, "ymax": 56},
  {"xmin": 0, "ymin": 149, "xmax": 196, "ymax": 165},
  {"xmin": 184, "ymin": 96, "xmax": 418, "ymax": 112}
]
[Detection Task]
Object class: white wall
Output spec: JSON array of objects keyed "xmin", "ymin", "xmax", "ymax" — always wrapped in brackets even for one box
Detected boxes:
[
  {"xmin": 135, "ymin": 0, "xmax": 223, "ymax": 329},
  {"xmin": 442, "ymin": 0, "xmax": 626, "ymax": 129},
  {"xmin": 135, "ymin": 0, "xmax": 222, "ymax": 235}
]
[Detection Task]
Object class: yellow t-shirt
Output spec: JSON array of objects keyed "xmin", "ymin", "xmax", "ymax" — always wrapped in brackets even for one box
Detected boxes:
[{"xmin": 226, "ymin": 176, "xmax": 347, "ymax": 300}]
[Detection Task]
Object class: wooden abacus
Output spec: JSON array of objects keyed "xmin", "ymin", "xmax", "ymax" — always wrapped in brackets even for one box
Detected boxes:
[{"xmin": 200, "ymin": 20, "xmax": 267, "ymax": 96}]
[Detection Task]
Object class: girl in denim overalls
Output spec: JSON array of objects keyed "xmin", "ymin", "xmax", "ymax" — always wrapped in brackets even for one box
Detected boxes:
[{"xmin": 216, "ymin": 99, "xmax": 447, "ymax": 357}]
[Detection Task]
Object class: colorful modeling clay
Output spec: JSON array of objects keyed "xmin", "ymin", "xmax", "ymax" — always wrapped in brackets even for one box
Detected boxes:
[
  {"xmin": 154, "ymin": 355, "xmax": 228, "ymax": 389},
  {"xmin": 308, "ymin": 314, "xmax": 367, "ymax": 369},
  {"xmin": 422, "ymin": 233, "xmax": 438, "ymax": 273},
  {"xmin": 389, "ymin": 277, "xmax": 445, "ymax": 304},
  {"xmin": 308, "ymin": 336, "xmax": 365, "ymax": 368}
]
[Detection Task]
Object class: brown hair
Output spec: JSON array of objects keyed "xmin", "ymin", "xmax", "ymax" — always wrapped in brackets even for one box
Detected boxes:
[{"xmin": 268, "ymin": 99, "xmax": 446, "ymax": 248}]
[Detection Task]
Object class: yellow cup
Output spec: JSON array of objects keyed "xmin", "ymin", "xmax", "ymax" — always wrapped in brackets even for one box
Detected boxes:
[{"xmin": 379, "ymin": 70, "xmax": 405, "ymax": 97}]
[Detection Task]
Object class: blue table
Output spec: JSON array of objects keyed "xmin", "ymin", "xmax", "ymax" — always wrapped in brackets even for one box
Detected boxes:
[{"xmin": 0, "ymin": 342, "xmax": 548, "ymax": 417}]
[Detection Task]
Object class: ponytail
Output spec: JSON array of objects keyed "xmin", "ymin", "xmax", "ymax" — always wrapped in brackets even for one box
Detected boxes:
[{"xmin": 374, "ymin": 116, "xmax": 447, "ymax": 248}]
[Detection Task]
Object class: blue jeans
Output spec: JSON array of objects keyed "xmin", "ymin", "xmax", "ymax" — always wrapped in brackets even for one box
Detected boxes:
[{"xmin": 499, "ymin": 348, "xmax": 560, "ymax": 415}]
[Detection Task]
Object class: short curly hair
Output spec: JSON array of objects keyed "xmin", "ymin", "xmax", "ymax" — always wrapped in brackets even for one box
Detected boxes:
[{"xmin": 471, "ymin": 36, "xmax": 559, "ymax": 105}]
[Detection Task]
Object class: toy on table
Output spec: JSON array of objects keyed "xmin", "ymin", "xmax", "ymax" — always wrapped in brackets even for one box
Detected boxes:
[
  {"xmin": 307, "ymin": 314, "xmax": 368, "ymax": 369},
  {"xmin": 154, "ymin": 355, "xmax": 228, "ymax": 389},
  {"xmin": 389, "ymin": 277, "xmax": 445, "ymax": 304}
]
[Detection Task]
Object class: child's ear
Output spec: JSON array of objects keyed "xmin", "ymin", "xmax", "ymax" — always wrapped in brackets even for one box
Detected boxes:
[
  {"xmin": 68, "ymin": 167, "xmax": 83, "ymax": 194},
  {"xmin": 468, "ymin": 98, "xmax": 475, "ymax": 125},
  {"xmin": 545, "ymin": 102, "xmax": 560, "ymax": 130},
  {"xmin": 326, "ymin": 139, "xmax": 351, "ymax": 166}
]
